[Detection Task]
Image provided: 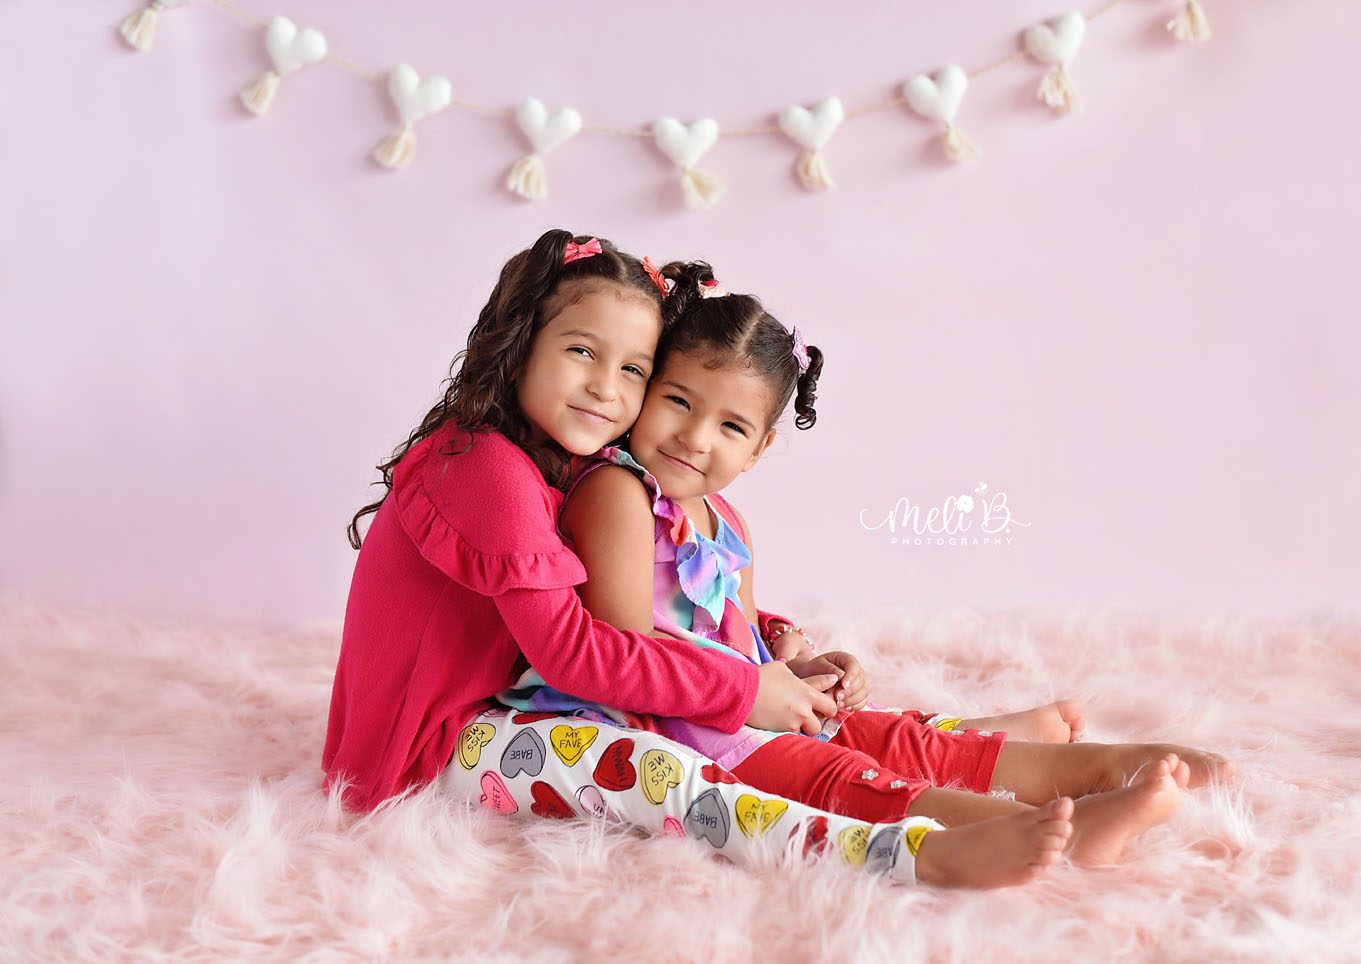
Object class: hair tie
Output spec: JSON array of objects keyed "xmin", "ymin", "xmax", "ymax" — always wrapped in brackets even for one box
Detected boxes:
[
  {"xmin": 791, "ymin": 328, "xmax": 811, "ymax": 372},
  {"xmin": 563, "ymin": 238, "xmax": 603, "ymax": 265},
  {"xmin": 641, "ymin": 256, "xmax": 669, "ymax": 296},
  {"xmin": 698, "ymin": 278, "xmax": 729, "ymax": 299}
]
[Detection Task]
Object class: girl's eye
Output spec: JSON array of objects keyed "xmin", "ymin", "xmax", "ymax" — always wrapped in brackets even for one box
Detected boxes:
[
  {"xmin": 724, "ymin": 422, "xmax": 747, "ymax": 436},
  {"xmin": 665, "ymin": 395, "xmax": 690, "ymax": 409},
  {"xmin": 623, "ymin": 364, "xmax": 646, "ymax": 378},
  {"xmin": 568, "ymin": 346, "xmax": 593, "ymax": 358}
]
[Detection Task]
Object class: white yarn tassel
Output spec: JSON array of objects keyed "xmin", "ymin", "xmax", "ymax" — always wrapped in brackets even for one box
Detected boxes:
[
  {"xmin": 120, "ymin": 1, "xmax": 165, "ymax": 51},
  {"xmin": 240, "ymin": 70, "xmax": 281, "ymax": 116},
  {"xmin": 1037, "ymin": 64, "xmax": 1080, "ymax": 113},
  {"xmin": 1168, "ymin": 0, "xmax": 1212, "ymax": 42},
  {"xmin": 680, "ymin": 166, "xmax": 725, "ymax": 209},
  {"xmin": 795, "ymin": 151, "xmax": 836, "ymax": 192},
  {"xmin": 942, "ymin": 124, "xmax": 981, "ymax": 163},
  {"xmin": 373, "ymin": 125, "xmax": 417, "ymax": 170},
  {"xmin": 506, "ymin": 154, "xmax": 549, "ymax": 200}
]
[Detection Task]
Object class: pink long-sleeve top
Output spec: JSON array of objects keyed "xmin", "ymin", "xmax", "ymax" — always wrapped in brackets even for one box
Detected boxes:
[{"xmin": 321, "ymin": 422, "xmax": 760, "ymax": 812}]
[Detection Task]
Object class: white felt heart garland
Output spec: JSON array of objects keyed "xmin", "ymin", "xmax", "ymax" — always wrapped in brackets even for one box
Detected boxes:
[
  {"xmin": 777, "ymin": 97, "xmax": 845, "ymax": 191},
  {"xmin": 240, "ymin": 16, "xmax": 328, "ymax": 117},
  {"xmin": 121, "ymin": 3, "xmax": 1219, "ymax": 203},
  {"xmin": 903, "ymin": 66, "xmax": 980, "ymax": 163},
  {"xmin": 507, "ymin": 99, "xmax": 583, "ymax": 200},
  {"xmin": 1025, "ymin": 12, "xmax": 1085, "ymax": 114},
  {"xmin": 372, "ymin": 65, "xmax": 452, "ymax": 170},
  {"xmin": 653, "ymin": 118, "xmax": 724, "ymax": 209},
  {"xmin": 1168, "ymin": 1, "xmax": 1212, "ymax": 43}
]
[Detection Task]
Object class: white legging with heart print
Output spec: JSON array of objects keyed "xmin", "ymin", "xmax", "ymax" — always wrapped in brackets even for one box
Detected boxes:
[{"xmin": 441, "ymin": 709, "xmax": 945, "ymax": 885}]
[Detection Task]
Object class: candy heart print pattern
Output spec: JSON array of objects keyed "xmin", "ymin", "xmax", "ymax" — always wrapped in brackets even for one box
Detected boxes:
[{"xmin": 441, "ymin": 712, "xmax": 945, "ymax": 886}]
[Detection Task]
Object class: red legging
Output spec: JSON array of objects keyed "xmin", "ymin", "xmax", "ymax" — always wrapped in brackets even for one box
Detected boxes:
[{"xmin": 730, "ymin": 710, "xmax": 1007, "ymax": 823}]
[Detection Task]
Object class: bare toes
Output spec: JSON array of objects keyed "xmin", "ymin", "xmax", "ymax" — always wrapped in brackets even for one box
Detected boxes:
[{"xmin": 1147, "ymin": 757, "xmax": 1172, "ymax": 783}]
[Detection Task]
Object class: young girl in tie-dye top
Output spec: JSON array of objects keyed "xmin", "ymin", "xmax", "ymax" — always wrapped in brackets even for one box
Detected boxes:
[{"xmin": 503, "ymin": 259, "xmax": 1234, "ymax": 874}]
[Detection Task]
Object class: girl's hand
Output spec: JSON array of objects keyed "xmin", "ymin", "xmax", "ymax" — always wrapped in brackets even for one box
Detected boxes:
[
  {"xmin": 768, "ymin": 627, "xmax": 815, "ymax": 664},
  {"xmin": 786, "ymin": 655, "xmax": 843, "ymax": 692},
  {"xmin": 748, "ymin": 662, "xmax": 840, "ymax": 737},
  {"xmin": 813, "ymin": 651, "xmax": 871, "ymax": 712}
]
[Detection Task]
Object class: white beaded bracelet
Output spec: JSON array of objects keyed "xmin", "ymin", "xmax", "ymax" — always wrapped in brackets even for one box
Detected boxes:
[{"xmin": 766, "ymin": 622, "xmax": 816, "ymax": 654}]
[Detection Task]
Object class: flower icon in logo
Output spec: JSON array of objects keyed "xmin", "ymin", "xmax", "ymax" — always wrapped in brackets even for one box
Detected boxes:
[
  {"xmin": 974, "ymin": 482, "xmax": 989, "ymax": 495},
  {"xmin": 956, "ymin": 495, "xmax": 975, "ymax": 513}
]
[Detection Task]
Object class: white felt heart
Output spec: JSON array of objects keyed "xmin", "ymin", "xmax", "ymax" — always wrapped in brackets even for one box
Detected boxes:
[
  {"xmin": 387, "ymin": 65, "xmax": 451, "ymax": 126},
  {"xmin": 652, "ymin": 117, "xmax": 719, "ymax": 169},
  {"xmin": 265, "ymin": 16, "xmax": 326, "ymax": 75},
  {"xmin": 515, "ymin": 98, "xmax": 583, "ymax": 155},
  {"xmin": 903, "ymin": 65, "xmax": 969, "ymax": 124},
  {"xmin": 777, "ymin": 97, "xmax": 844, "ymax": 151},
  {"xmin": 1024, "ymin": 11, "xmax": 1085, "ymax": 66}
]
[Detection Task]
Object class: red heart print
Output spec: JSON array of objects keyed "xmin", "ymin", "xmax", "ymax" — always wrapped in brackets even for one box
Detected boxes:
[
  {"xmin": 593, "ymin": 738, "xmax": 636, "ymax": 792},
  {"xmin": 701, "ymin": 763, "xmax": 738, "ymax": 784},
  {"xmin": 513, "ymin": 712, "xmax": 561, "ymax": 725},
  {"xmin": 529, "ymin": 781, "xmax": 575, "ymax": 819},
  {"xmin": 789, "ymin": 816, "xmax": 830, "ymax": 858}
]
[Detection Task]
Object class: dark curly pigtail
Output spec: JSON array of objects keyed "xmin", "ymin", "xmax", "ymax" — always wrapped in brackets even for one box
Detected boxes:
[
  {"xmin": 792, "ymin": 345, "xmax": 824, "ymax": 430},
  {"xmin": 347, "ymin": 228, "xmax": 665, "ymax": 548}
]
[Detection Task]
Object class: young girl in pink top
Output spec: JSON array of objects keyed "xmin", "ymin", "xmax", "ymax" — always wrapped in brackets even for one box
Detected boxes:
[
  {"xmin": 324, "ymin": 228, "xmax": 1090, "ymax": 888},
  {"xmin": 524, "ymin": 260, "xmax": 1235, "ymax": 879}
]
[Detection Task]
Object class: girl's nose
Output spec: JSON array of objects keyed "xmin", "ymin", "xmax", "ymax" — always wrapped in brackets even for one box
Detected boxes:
[
  {"xmin": 586, "ymin": 373, "xmax": 619, "ymax": 402},
  {"xmin": 678, "ymin": 424, "xmax": 710, "ymax": 453}
]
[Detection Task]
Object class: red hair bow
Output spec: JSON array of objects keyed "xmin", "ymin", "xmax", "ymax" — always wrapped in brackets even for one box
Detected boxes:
[
  {"xmin": 563, "ymin": 238, "xmax": 603, "ymax": 264},
  {"xmin": 641, "ymin": 256, "xmax": 669, "ymax": 296}
]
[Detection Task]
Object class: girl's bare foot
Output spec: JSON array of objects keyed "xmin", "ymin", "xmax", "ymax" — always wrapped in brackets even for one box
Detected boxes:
[
  {"xmin": 1105, "ymin": 743, "xmax": 1235, "ymax": 790},
  {"xmin": 913, "ymin": 797, "xmax": 1075, "ymax": 889},
  {"xmin": 1067, "ymin": 753, "xmax": 1181, "ymax": 866},
  {"xmin": 964, "ymin": 699, "xmax": 1086, "ymax": 743}
]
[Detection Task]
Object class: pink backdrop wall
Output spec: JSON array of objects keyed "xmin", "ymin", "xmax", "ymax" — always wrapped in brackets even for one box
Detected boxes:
[{"xmin": 3, "ymin": 0, "xmax": 1357, "ymax": 629}]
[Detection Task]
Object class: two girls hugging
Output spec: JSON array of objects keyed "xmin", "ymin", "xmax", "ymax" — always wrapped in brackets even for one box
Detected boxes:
[{"xmin": 323, "ymin": 229, "xmax": 1233, "ymax": 888}]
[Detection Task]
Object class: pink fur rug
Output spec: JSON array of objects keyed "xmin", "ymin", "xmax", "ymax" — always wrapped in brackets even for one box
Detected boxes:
[{"xmin": 3, "ymin": 597, "xmax": 1358, "ymax": 961}]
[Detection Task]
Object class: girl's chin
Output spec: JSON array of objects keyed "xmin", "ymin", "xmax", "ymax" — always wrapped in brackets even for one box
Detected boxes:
[{"xmin": 551, "ymin": 434, "xmax": 611, "ymax": 458}]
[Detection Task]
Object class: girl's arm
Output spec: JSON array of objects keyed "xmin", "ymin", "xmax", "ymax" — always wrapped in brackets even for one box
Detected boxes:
[
  {"xmin": 558, "ymin": 465, "xmax": 659, "ymax": 635},
  {"xmin": 731, "ymin": 504, "xmax": 815, "ymax": 664},
  {"xmin": 731, "ymin": 502, "xmax": 869, "ymax": 710},
  {"xmin": 493, "ymin": 585, "xmax": 758, "ymax": 732}
]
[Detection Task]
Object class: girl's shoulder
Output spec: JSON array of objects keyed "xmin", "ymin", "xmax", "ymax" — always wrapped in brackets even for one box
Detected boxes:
[
  {"xmin": 559, "ymin": 446, "xmax": 664, "ymax": 541},
  {"xmin": 391, "ymin": 422, "xmax": 585, "ymax": 593},
  {"xmin": 564, "ymin": 446, "xmax": 659, "ymax": 508}
]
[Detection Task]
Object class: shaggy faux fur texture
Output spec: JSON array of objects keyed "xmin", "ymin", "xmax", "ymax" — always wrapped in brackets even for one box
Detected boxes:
[{"xmin": 2, "ymin": 598, "xmax": 1358, "ymax": 961}]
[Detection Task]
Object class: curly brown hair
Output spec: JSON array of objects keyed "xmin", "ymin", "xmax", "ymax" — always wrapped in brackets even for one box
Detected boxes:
[
  {"xmin": 657, "ymin": 260, "xmax": 824, "ymax": 432},
  {"xmin": 347, "ymin": 229, "xmax": 666, "ymax": 549}
]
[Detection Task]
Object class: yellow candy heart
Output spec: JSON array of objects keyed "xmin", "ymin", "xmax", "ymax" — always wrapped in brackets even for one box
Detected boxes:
[
  {"xmin": 456, "ymin": 723, "xmax": 495, "ymax": 770},
  {"xmin": 639, "ymin": 749, "xmax": 683, "ymax": 805},
  {"xmin": 838, "ymin": 826, "xmax": 869, "ymax": 866},
  {"xmin": 734, "ymin": 794, "xmax": 789, "ymax": 839},
  {"xmin": 548, "ymin": 724, "xmax": 599, "ymax": 767},
  {"xmin": 934, "ymin": 717, "xmax": 962, "ymax": 732},
  {"xmin": 905, "ymin": 824, "xmax": 933, "ymax": 856}
]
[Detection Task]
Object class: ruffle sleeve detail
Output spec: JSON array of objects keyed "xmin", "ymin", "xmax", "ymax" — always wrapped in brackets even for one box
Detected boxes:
[{"xmin": 392, "ymin": 427, "xmax": 587, "ymax": 595}]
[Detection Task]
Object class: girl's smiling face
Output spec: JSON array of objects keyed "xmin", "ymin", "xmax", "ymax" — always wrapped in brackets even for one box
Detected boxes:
[
  {"xmin": 628, "ymin": 349, "xmax": 777, "ymax": 501},
  {"xmin": 516, "ymin": 286, "xmax": 661, "ymax": 456}
]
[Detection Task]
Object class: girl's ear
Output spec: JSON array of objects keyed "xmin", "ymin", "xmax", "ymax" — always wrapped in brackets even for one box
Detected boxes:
[{"xmin": 742, "ymin": 429, "xmax": 778, "ymax": 472}]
